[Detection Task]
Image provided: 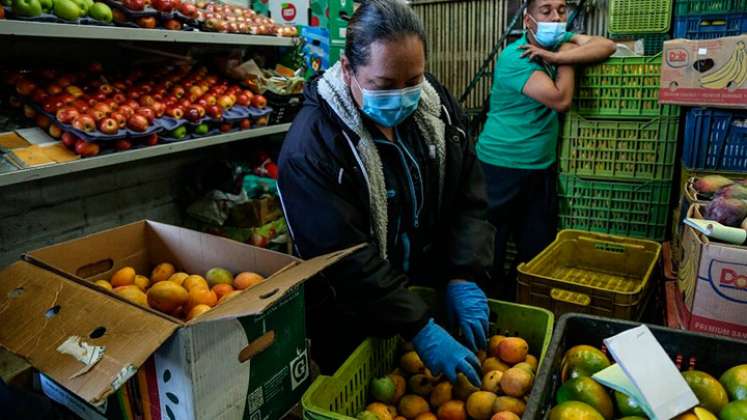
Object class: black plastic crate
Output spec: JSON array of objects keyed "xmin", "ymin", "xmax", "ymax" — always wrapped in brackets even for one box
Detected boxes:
[
  {"xmin": 525, "ymin": 313, "xmax": 747, "ymax": 419},
  {"xmin": 265, "ymin": 91, "xmax": 304, "ymax": 125}
]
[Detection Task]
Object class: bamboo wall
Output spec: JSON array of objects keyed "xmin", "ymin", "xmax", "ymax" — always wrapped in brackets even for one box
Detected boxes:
[{"xmin": 411, "ymin": 0, "xmax": 610, "ymax": 111}]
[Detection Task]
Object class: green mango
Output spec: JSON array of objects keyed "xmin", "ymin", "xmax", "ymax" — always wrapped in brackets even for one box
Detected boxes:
[{"xmin": 12, "ymin": 0, "xmax": 43, "ymax": 17}]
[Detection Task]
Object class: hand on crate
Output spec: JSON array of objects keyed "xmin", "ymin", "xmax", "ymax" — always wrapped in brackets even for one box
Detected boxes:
[
  {"xmin": 445, "ymin": 280, "xmax": 489, "ymax": 352},
  {"xmin": 412, "ymin": 319, "xmax": 482, "ymax": 386}
]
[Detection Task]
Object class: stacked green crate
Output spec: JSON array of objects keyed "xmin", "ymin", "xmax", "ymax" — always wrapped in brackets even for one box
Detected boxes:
[
  {"xmin": 559, "ymin": 53, "xmax": 680, "ymax": 241},
  {"xmin": 608, "ymin": 0, "xmax": 673, "ymax": 55}
]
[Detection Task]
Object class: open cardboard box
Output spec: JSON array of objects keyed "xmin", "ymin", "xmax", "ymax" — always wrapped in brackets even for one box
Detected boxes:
[
  {"xmin": 0, "ymin": 221, "xmax": 356, "ymax": 419},
  {"xmin": 677, "ymin": 205, "xmax": 747, "ymax": 340}
]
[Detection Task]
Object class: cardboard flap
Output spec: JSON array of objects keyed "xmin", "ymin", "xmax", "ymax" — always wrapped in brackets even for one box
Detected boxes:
[
  {"xmin": 0, "ymin": 262, "xmax": 178, "ymax": 405},
  {"xmin": 193, "ymin": 245, "xmax": 363, "ymax": 324}
]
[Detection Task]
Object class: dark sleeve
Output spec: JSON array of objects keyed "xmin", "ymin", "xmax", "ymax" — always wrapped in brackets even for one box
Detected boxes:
[
  {"xmin": 437, "ymin": 83, "xmax": 496, "ymax": 283},
  {"xmin": 278, "ymin": 151, "xmax": 430, "ymax": 339}
]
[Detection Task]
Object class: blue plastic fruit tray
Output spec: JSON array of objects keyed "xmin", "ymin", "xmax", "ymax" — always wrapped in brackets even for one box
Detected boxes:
[
  {"xmin": 682, "ymin": 108, "xmax": 747, "ymax": 171},
  {"xmin": 673, "ymin": 12, "xmax": 747, "ymax": 39}
]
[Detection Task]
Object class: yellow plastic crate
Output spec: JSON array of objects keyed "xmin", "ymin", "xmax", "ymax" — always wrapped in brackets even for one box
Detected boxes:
[{"xmin": 517, "ymin": 230, "xmax": 661, "ymax": 320}]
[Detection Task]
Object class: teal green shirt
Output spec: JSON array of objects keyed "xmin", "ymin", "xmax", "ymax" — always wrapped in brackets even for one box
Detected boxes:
[{"xmin": 477, "ymin": 32, "xmax": 574, "ymax": 169}]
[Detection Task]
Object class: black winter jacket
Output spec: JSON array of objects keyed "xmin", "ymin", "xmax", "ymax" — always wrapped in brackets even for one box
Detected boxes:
[{"xmin": 277, "ymin": 72, "xmax": 494, "ymax": 339}]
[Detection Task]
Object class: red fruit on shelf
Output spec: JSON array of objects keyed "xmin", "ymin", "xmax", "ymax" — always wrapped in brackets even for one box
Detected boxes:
[
  {"xmin": 171, "ymin": 86, "xmax": 185, "ymax": 98},
  {"xmin": 151, "ymin": 102, "xmax": 166, "ymax": 117},
  {"xmin": 73, "ymin": 115, "xmax": 96, "ymax": 132},
  {"xmin": 128, "ymin": 90, "xmax": 141, "ymax": 100},
  {"xmin": 31, "ymin": 88, "xmax": 49, "ymax": 104},
  {"xmin": 127, "ymin": 114, "xmax": 149, "ymax": 132},
  {"xmin": 99, "ymin": 84, "xmax": 113, "ymax": 95},
  {"xmin": 48, "ymin": 124, "xmax": 63, "ymax": 138},
  {"xmin": 92, "ymin": 92, "xmax": 107, "ymax": 103},
  {"xmin": 114, "ymin": 139, "xmax": 133, "ymax": 151},
  {"xmin": 35, "ymin": 114, "xmax": 52, "ymax": 129},
  {"xmin": 136, "ymin": 16, "xmax": 157, "ymax": 28},
  {"xmin": 255, "ymin": 115, "xmax": 268, "ymax": 127},
  {"xmin": 98, "ymin": 117, "xmax": 119, "ymax": 135},
  {"xmin": 165, "ymin": 106, "xmax": 184, "ymax": 119},
  {"xmin": 196, "ymin": 98, "xmax": 208, "ymax": 107},
  {"xmin": 88, "ymin": 109, "xmax": 106, "ymax": 122},
  {"xmin": 136, "ymin": 107, "xmax": 155, "ymax": 123},
  {"xmin": 194, "ymin": 105, "xmax": 206, "ymax": 118},
  {"xmin": 139, "ymin": 95, "xmax": 156, "ymax": 107},
  {"xmin": 163, "ymin": 19, "xmax": 182, "ymax": 30},
  {"xmin": 118, "ymin": 105, "xmax": 135, "ymax": 118},
  {"xmin": 251, "ymin": 94, "xmax": 267, "ymax": 109},
  {"xmin": 217, "ymin": 95, "xmax": 233, "ymax": 109},
  {"xmin": 185, "ymin": 106, "xmax": 201, "ymax": 122},
  {"xmin": 239, "ymin": 118, "xmax": 251, "ymax": 130},
  {"xmin": 112, "ymin": 93, "xmax": 127, "ymax": 104},
  {"xmin": 46, "ymin": 84, "xmax": 63, "ymax": 95},
  {"xmin": 106, "ymin": 99, "xmax": 119, "ymax": 111},
  {"xmin": 72, "ymin": 99, "xmax": 89, "ymax": 113},
  {"xmin": 236, "ymin": 93, "xmax": 251, "ymax": 106},
  {"xmin": 219, "ymin": 122, "xmax": 232, "ymax": 133},
  {"xmin": 56, "ymin": 107, "xmax": 80, "ymax": 124},
  {"xmin": 206, "ymin": 105, "xmax": 223, "ymax": 119},
  {"xmin": 23, "ymin": 104, "xmax": 36, "ymax": 119},
  {"xmin": 203, "ymin": 94, "xmax": 217, "ymax": 106},
  {"xmin": 124, "ymin": 99, "xmax": 140, "ymax": 110},
  {"xmin": 42, "ymin": 97, "xmax": 63, "ymax": 114},
  {"xmin": 151, "ymin": 0, "xmax": 174, "ymax": 12},
  {"xmin": 179, "ymin": 99, "xmax": 192, "ymax": 109},
  {"xmin": 93, "ymin": 102, "xmax": 112, "ymax": 115},
  {"xmin": 61, "ymin": 132, "xmax": 79, "ymax": 149},
  {"xmin": 123, "ymin": 0, "xmax": 145, "ymax": 11},
  {"xmin": 57, "ymin": 74, "xmax": 74, "ymax": 88},
  {"xmin": 179, "ymin": 2, "xmax": 198, "ymax": 18},
  {"xmin": 144, "ymin": 133, "xmax": 159, "ymax": 146},
  {"xmin": 75, "ymin": 140, "xmax": 100, "ymax": 157},
  {"xmin": 110, "ymin": 112, "xmax": 127, "ymax": 128},
  {"xmin": 65, "ymin": 85, "xmax": 83, "ymax": 98},
  {"xmin": 15, "ymin": 79, "xmax": 36, "ymax": 96}
]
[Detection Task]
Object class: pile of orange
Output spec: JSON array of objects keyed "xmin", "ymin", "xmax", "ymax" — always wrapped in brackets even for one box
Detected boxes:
[{"xmin": 94, "ymin": 262, "xmax": 265, "ymax": 321}]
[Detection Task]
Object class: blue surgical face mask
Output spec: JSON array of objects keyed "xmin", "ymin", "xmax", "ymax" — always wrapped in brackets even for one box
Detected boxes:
[
  {"xmin": 528, "ymin": 15, "xmax": 567, "ymax": 49},
  {"xmin": 353, "ymin": 76, "xmax": 422, "ymax": 128}
]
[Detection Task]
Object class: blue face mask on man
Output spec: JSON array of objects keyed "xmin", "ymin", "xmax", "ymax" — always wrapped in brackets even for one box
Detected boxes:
[
  {"xmin": 353, "ymin": 75, "xmax": 422, "ymax": 128},
  {"xmin": 528, "ymin": 14, "xmax": 567, "ymax": 49}
]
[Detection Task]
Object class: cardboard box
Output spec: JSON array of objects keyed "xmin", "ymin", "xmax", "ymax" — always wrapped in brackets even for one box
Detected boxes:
[
  {"xmin": 660, "ymin": 35, "xmax": 747, "ymax": 108},
  {"xmin": 676, "ymin": 205, "xmax": 747, "ymax": 340},
  {"xmin": 230, "ymin": 196, "xmax": 282, "ymax": 228},
  {"xmin": 0, "ymin": 221, "xmax": 354, "ymax": 420}
]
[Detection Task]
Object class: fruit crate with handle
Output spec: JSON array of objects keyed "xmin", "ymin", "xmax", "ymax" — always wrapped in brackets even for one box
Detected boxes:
[
  {"xmin": 524, "ymin": 313, "xmax": 747, "ymax": 419},
  {"xmin": 673, "ymin": 12, "xmax": 747, "ymax": 39},
  {"xmin": 557, "ymin": 174, "xmax": 672, "ymax": 241},
  {"xmin": 573, "ymin": 53, "xmax": 680, "ymax": 119},
  {"xmin": 516, "ymin": 230, "xmax": 661, "ymax": 321},
  {"xmin": 609, "ymin": 0, "xmax": 673, "ymax": 34},
  {"xmin": 682, "ymin": 108, "xmax": 747, "ymax": 171},
  {"xmin": 301, "ymin": 287, "xmax": 555, "ymax": 420},
  {"xmin": 559, "ymin": 112, "xmax": 679, "ymax": 182},
  {"xmin": 675, "ymin": 0, "xmax": 747, "ymax": 16}
]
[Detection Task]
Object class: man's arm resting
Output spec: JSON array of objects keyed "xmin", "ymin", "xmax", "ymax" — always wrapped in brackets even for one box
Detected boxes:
[
  {"xmin": 522, "ymin": 43, "xmax": 576, "ymax": 112},
  {"xmin": 554, "ymin": 34, "xmax": 616, "ymax": 65}
]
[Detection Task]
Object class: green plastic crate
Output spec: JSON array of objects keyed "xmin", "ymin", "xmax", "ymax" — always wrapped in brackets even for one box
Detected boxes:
[
  {"xmin": 609, "ymin": 0, "xmax": 673, "ymax": 34},
  {"xmin": 301, "ymin": 288, "xmax": 555, "ymax": 420},
  {"xmin": 675, "ymin": 0, "xmax": 747, "ymax": 16},
  {"xmin": 574, "ymin": 53, "xmax": 680, "ymax": 118},
  {"xmin": 559, "ymin": 112, "xmax": 679, "ymax": 182},
  {"xmin": 558, "ymin": 174, "xmax": 671, "ymax": 241}
]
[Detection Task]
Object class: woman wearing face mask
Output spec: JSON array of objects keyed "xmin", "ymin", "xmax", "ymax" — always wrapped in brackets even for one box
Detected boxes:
[
  {"xmin": 278, "ymin": 0, "xmax": 494, "ymax": 384},
  {"xmin": 476, "ymin": 0, "xmax": 615, "ymax": 299}
]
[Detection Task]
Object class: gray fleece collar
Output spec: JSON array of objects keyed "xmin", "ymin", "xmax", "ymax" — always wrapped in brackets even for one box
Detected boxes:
[{"xmin": 317, "ymin": 62, "xmax": 446, "ymax": 260}]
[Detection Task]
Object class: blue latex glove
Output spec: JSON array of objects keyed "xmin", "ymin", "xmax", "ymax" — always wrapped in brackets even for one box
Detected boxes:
[
  {"xmin": 412, "ymin": 319, "xmax": 482, "ymax": 386},
  {"xmin": 446, "ymin": 280, "xmax": 489, "ymax": 352}
]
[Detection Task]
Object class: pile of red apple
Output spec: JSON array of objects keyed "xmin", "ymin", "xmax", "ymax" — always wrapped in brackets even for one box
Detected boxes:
[
  {"xmin": 111, "ymin": 0, "xmax": 199, "ymax": 30},
  {"xmin": 195, "ymin": 1, "xmax": 297, "ymax": 36},
  {"xmin": 3, "ymin": 62, "xmax": 270, "ymax": 157}
]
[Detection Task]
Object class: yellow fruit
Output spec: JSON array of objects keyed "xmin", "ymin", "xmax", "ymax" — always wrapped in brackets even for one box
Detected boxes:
[
  {"xmin": 454, "ymin": 373, "xmax": 480, "ymax": 401},
  {"xmin": 186, "ymin": 287, "xmax": 218, "ymax": 311},
  {"xmin": 524, "ymin": 355, "xmax": 539, "ymax": 372},
  {"xmin": 482, "ymin": 357, "xmax": 510, "ymax": 375},
  {"xmin": 488, "ymin": 335, "xmax": 506, "ymax": 357},
  {"xmin": 492, "ymin": 396, "xmax": 525, "ymax": 416},
  {"xmin": 500, "ymin": 367, "xmax": 533, "ymax": 398},
  {"xmin": 482, "ymin": 370, "xmax": 503, "ymax": 393},
  {"xmin": 167, "ymin": 272, "xmax": 189, "ymax": 287},
  {"xmin": 549, "ymin": 401, "xmax": 604, "ymax": 420},
  {"xmin": 114, "ymin": 285, "xmax": 147, "ymax": 306},
  {"xmin": 408, "ymin": 374, "xmax": 433, "ymax": 397},
  {"xmin": 186, "ymin": 304, "xmax": 211, "ymax": 321},
  {"xmin": 398, "ymin": 395, "xmax": 429, "ymax": 419},
  {"xmin": 110, "ymin": 266, "xmax": 136, "ymax": 287},
  {"xmin": 147, "ymin": 281, "xmax": 188, "ymax": 314},
  {"xmin": 466, "ymin": 391, "xmax": 497, "ymax": 420},
  {"xmin": 430, "ymin": 382, "xmax": 453, "ymax": 408},
  {"xmin": 205, "ymin": 267, "xmax": 233, "ymax": 288},
  {"xmin": 477, "ymin": 350, "xmax": 487, "ymax": 364},
  {"xmin": 94, "ymin": 279, "xmax": 112, "ymax": 290},
  {"xmin": 151, "ymin": 262, "xmax": 176, "ymax": 284},
  {"xmin": 414, "ymin": 413, "xmax": 436, "ymax": 420},
  {"xmin": 233, "ymin": 272, "xmax": 264, "ymax": 290},
  {"xmin": 401, "ymin": 351, "xmax": 425, "ymax": 375},
  {"xmin": 436, "ymin": 400, "xmax": 466, "ymax": 420},
  {"xmin": 491, "ymin": 412, "xmax": 520, "ymax": 420},
  {"xmin": 556, "ymin": 377, "xmax": 613, "ymax": 420},
  {"xmin": 498, "ymin": 337, "xmax": 529, "ymax": 364},
  {"xmin": 212, "ymin": 283, "xmax": 235, "ymax": 301},
  {"xmin": 367, "ymin": 402, "xmax": 394, "ymax": 420},
  {"xmin": 682, "ymin": 370, "xmax": 729, "ymax": 414},
  {"xmin": 183, "ymin": 274, "xmax": 208, "ymax": 291},
  {"xmin": 134, "ymin": 275, "xmax": 150, "ymax": 291},
  {"xmin": 388, "ymin": 374, "xmax": 407, "ymax": 404}
]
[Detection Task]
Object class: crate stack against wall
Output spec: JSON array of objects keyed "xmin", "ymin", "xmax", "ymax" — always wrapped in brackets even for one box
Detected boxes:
[
  {"xmin": 557, "ymin": 0, "xmax": 680, "ymax": 242},
  {"xmin": 659, "ymin": 0, "xmax": 747, "ymax": 340}
]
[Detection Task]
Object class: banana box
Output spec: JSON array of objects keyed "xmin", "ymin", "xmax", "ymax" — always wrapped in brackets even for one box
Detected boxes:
[{"xmin": 660, "ymin": 35, "xmax": 747, "ymax": 109}]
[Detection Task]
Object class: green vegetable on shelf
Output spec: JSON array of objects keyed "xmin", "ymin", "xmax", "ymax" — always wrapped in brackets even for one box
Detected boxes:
[
  {"xmin": 12, "ymin": 0, "xmax": 43, "ymax": 17},
  {"xmin": 88, "ymin": 2, "xmax": 112, "ymax": 22}
]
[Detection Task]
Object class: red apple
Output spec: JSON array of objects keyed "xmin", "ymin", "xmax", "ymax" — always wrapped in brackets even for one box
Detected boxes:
[
  {"xmin": 56, "ymin": 107, "xmax": 80, "ymax": 124},
  {"xmin": 255, "ymin": 115, "xmax": 268, "ymax": 126},
  {"xmin": 65, "ymin": 85, "xmax": 83, "ymax": 98},
  {"xmin": 99, "ymin": 84, "xmax": 113, "ymax": 95},
  {"xmin": 106, "ymin": 99, "xmax": 119, "ymax": 111},
  {"xmin": 135, "ymin": 107, "xmax": 155, "ymax": 123},
  {"xmin": 251, "ymin": 94, "xmax": 267, "ymax": 109},
  {"xmin": 179, "ymin": 2, "xmax": 198, "ymax": 17},
  {"xmin": 139, "ymin": 95, "xmax": 156, "ymax": 107},
  {"xmin": 188, "ymin": 85, "xmax": 202, "ymax": 97},
  {"xmin": 98, "ymin": 117, "xmax": 119, "ymax": 135},
  {"xmin": 206, "ymin": 104, "xmax": 223, "ymax": 119},
  {"xmin": 16, "ymin": 79, "xmax": 37, "ymax": 96},
  {"xmin": 136, "ymin": 16, "xmax": 157, "ymax": 28},
  {"xmin": 165, "ymin": 106, "xmax": 184, "ymax": 119},
  {"xmin": 123, "ymin": 0, "xmax": 145, "ymax": 11},
  {"xmin": 114, "ymin": 139, "xmax": 132, "ymax": 151},
  {"xmin": 88, "ymin": 109, "xmax": 106, "ymax": 122},
  {"xmin": 42, "ymin": 97, "xmax": 64, "ymax": 113},
  {"xmin": 23, "ymin": 104, "xmax": 37, "ymax": 119},
  {"xmin": 151, "ymin": 0, "xmax": 174, "ymax": 11},
  {"xmin": 194, "ymin": 105, "xmax": 206, "ymax": 118},
  {"xmin": 185, "ymin": 106, "xmax": 201, "ymax": 122},
  {"xmin": 236, "ymin": 93, "xmax": 251, "ymax": 106},
  {"xmin": 179, "ymin": 99, "xmax": 191, "ymax": 109},
  {"xmin": 125, "ymin": 99, "xmax": 140, "ymax": 110},
  {"xmin": 196, "ymin": 98, "xmax": 208, "ymax": 107},
  {"xmin": 127, "ymin": 114, "xmax": 149, "ymax": 132},
  {"xmin": 61, "ymin": 132, "xmax": 79, "ymax": 149},
  {"xmin": 227, "ymin": 22, "xmax": 238, "ymax": 33},
  {"xmin": 73, "ymin": 115, "xmax": 96, "ymax": 132},
  {"xmin": 48, "ymin": 124, "xmax": 63, "ymax": 138},
  {"xmin": 140, "ymin": 83, "xmax": 153, "ymax": 93},
  {"xmin": 93, "ymin": 102, "xmax": 112, "ymax": 115},
  {"xmin": 113, "ymin": 81, "xmax": 127, "ymax": 92},
  {"xmin": 35, "ymin": 114, "xmax": 52, "ymax": 129},
  {"xmin": 92, "ymin": 92, "xmax": 107, "ymax": 103},
  {"xmin": 203, "ymin": 94, "xmax": 217, "ymax": 106},
  {"xmin": 75, "ymin": 140, "xmax": 100, "ymax": 157},
  {"xmin": 31, "ymin": 88, "xmax": 49, "ymax": 104},
  {"xmin": 112, "ymin": 93, "xmax": 127, "ymax": 104},
  {"xmin": 219, "ymin": 122, "xmax": 232, "ymax": 133},
  {"xmin": 171, "ymin": 86, "xmax": 185, "ymax": 98},
  {"xmin": 217, "ymin": 95, "xmax": 233, "ymax": 109},
  {"xmin": 163, "ymin": 19, "xmax": 181, "ymax": 30},
  {"xmin": 118, "ymin": 105, "xmax": 135, "ymax": 118},
  {"xmin": 239, "ymin": 118, "xmax": 251, "ymax": 130},
  {"xmin": 110, "ymin": 112, "xmax": 126, "ymax": 128},
  {"xmin": 57, "ymin": 75, "xmax": 73, "ymax": 88},
  {"xmin": 72, "ymin": 99, "xmax": 89, "ymax": 112},
  {"xmin": 128, "ymin": 90, "xmax": 141, "ymax": 100},
  {"xmin": 151, "ymin": 102, "xmax": 165, "ymax": 117}
]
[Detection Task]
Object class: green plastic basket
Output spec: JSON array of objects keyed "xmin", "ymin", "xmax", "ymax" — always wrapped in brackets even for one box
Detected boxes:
[
  {"xmin": 559, "ymin": 112, "xmax": 679, "ymax": 182},
  {"xmin": 574, "ymin": 53, "xmax": 680, "ymax": 119},
  {"xmin": 675, "ymin": 0, "xmax": 747, "ymax": 16},
  {"xmin": 301, "ymin": 288, "xmax": 555, "ymax": 420},
  {"xmin": 558, "ymin": 174, "xmax": 671, "ymax": 241},
  {"xmin": 609, "ymin": 0, "xmax": 673, "ymax": 34}
]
